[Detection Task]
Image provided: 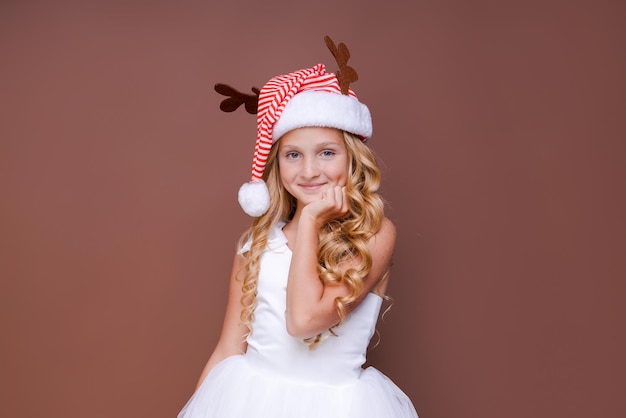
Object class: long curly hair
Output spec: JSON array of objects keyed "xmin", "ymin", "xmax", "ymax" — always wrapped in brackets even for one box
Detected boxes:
[{"xmin": 237, "ymin": 131, "xmax": 385, "ymax": 348}]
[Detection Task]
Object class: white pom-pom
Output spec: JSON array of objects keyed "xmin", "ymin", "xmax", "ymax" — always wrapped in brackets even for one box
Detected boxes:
[{"xmin": 238, "ymin": 180, "xmax": 270, "ymax": 217}]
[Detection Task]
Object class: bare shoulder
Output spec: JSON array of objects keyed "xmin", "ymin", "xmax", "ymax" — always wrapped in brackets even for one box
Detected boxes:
[
  {"xmin": 370, "ymin": 217, "xmax": 397, "ymax": 252},
  {"xmin": 380, "ymin": 217, "xmax": 397, "ymax": 238}
]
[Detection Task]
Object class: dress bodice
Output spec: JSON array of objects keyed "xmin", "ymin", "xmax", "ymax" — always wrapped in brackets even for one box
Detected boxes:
[
  {"xmin": 179, "ymin": 222, "xmax": 419, "ymax": 417},
  {"xmin": 242, "ymin": 222, "xmax": 383, "ymax": 385}
]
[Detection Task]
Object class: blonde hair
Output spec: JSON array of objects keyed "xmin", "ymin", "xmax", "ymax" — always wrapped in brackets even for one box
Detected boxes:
[{"xmin": 237, "ymin": 131, "xmax": 385, "ymax": 348}]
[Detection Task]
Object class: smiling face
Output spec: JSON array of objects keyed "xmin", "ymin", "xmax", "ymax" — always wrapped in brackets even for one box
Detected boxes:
[{"xmin": 277, "ymin": 127, "xmax": 349, "ymax": 211}]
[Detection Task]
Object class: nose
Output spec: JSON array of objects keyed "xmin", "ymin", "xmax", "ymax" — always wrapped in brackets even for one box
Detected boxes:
[{"xmin": 301, "ymin": 156, "xmax": 320, "ymax": 179}]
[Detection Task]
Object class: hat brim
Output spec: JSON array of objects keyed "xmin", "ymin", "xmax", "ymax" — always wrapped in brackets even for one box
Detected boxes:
[{"xmin": 272, "ymin": 91, "xmax": 372, "ymax": 142}]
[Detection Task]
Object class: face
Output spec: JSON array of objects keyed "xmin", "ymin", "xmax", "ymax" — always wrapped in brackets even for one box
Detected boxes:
[{"xmin": 277, "ymin": 127, "xmax": 349, "ymax": 209}]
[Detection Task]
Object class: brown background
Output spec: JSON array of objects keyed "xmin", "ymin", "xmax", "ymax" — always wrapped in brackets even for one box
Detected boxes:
[{"xmin": 1, "ymin": 1, "xmax": 624, "ymax": 417}]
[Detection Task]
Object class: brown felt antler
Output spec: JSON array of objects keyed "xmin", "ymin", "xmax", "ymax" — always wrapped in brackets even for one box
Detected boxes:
[
  {"xmin": 214, "ymin": 83, "xmax": 260, "ymax": 114},
  {"xmin": 324, "ymin": 36, "xmax": 359, "ymax": 95}
]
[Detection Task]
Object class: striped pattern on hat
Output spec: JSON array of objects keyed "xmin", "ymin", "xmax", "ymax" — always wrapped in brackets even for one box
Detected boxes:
[{"xmin": 251, "ymin": 63, "xmax": 357, "ymax": 181}]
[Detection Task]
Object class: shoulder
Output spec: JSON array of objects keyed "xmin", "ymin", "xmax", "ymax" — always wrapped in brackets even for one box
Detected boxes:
[
  {"xmin": 237, "ymin": 221, "xmax": 287, "ymax": 254},
  {"xmin": 237, "ymin": 233, "xmax": 252, "ymax": 254},
  {"xmin": 371, "ymin": 217, "xmax": 396, "ymax": 250},
  {"xmin": 364, "ymin": 217, "xmax": 396, "ymax": 267},
  {"xmin": 379, "ymin": 217, "xmax": 396, "ymax": 238}
]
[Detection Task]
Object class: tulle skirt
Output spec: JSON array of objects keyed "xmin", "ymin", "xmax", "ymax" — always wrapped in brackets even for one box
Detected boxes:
[{"xmin": 178, "ymin": 355, "xmax": 418, "ymax": 418}]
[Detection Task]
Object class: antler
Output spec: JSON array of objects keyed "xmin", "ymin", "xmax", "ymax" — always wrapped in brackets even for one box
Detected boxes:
[
  {"xmin": 214, "ymin": 83, "xmax": 260, "ymax": 114},
  {"xmin": 324, "ymin": 36, "xmax": 359, "ymax": 95}
]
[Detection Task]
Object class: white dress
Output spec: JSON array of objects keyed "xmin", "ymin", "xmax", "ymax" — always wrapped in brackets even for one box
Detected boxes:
[{"xmin": 178, "ymin": 222, "xmax": 418, "ymax": 417}]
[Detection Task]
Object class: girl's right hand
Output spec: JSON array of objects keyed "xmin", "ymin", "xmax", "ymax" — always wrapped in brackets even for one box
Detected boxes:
[{"xmin": 301, "ymin": 185, "xmax": 349, "ymax": 228}]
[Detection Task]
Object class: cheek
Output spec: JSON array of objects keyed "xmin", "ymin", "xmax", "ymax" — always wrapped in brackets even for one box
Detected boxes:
[
  {"xmin": 278, "ymin": 165, "xmax": 296, "ymax": 185},
  {"xmin": 332, "ymin": 162, "xmax": 350, "ymax": 185},
  {"xmin": 340, "ymin": 157, "xmax": 350, "ymax": 179},
  {"xmin": 340, "ymin": 171, "xmax": 349, "ymax": 186}
]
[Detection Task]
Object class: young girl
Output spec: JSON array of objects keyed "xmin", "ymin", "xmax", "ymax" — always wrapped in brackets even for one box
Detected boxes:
[{"xmin": 178, "ymin": 38, "xmax": 418, "ymax": 418}]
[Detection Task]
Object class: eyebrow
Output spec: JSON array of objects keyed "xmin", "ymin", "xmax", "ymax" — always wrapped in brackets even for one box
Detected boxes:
[
  {"xmin": 316, "ymin": 142, "xmax": 343, "ymax": 148},
  {"xmin": 280, "ymin": 142, "xmax": 342, "ymax": 151}
]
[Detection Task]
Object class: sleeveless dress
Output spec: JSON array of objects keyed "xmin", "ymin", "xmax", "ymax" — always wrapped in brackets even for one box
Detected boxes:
[{"xmin": 178, "ymin": 222, "xmax": 418, "ymax": 418}]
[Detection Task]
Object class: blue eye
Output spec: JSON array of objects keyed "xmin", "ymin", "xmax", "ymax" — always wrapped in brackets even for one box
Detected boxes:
[
  {"xmin": 321, "ymin": 150, "xmax": 335, "ymax": 157},
  {"xmin": 285, "ymin": 152, "xmax": 300, "ymax": 159}
]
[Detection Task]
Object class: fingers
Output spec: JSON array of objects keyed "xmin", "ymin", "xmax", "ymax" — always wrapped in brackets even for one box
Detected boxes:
[
  {"xmin": 330, "ymin": 185, "xmax": 348, "ymax": 216},
  {"xmin": 335, "ymin": 186, "xmax": 347, "ymax": 214},
  {"xmin": 306, "ymin": 186, "xmax": 348, "ymax": 224},
  {"xmin": 321, "ymin": 185, "xmax": 340, "ymax": 202}
]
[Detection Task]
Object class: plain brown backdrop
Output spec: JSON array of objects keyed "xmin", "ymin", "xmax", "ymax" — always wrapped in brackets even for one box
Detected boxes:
[{"xmin": 1, "ymin": 1, "xmax": 624, "ymax": 417}]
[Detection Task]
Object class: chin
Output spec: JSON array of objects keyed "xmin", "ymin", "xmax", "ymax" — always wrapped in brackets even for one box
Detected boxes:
[{"xmin": 298, "ymin": 196, "xmax": 319, "ymax": 205}]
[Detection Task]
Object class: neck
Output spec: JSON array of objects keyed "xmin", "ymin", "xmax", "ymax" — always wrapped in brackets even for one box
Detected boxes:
[{"xmin": 286, "ymin": 205, "xmax": 304, "ymax": 229}]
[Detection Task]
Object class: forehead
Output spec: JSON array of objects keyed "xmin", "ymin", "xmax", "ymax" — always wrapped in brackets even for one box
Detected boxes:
[{"xmin": 278, "ymin": 127, "xmax": 345, "ymax": 149}]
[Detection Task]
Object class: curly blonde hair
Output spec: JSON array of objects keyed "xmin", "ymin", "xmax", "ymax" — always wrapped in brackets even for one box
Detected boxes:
[{"xmin": 237, "ymin": 131, "xmax": 385, "ymax": 348}]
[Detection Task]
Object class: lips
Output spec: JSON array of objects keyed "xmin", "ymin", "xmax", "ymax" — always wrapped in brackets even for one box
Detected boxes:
[{"xmin": 299, "ymin": 183, "xmax": 326, "ymax": 191}]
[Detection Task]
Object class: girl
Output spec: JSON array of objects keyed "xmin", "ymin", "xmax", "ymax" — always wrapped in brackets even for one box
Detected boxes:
[{"xmin": 178, "ymin": 38, "xmax": 418, "ymax": 418}]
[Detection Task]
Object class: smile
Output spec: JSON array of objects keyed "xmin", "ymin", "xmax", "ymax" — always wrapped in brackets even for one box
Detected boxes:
[{"xmin": 299, "ymin": 183, "xmax": 326, "ymax": 190}]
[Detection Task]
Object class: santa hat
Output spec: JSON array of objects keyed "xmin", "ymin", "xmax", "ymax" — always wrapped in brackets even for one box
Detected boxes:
[{"xmin": 216, "ymin": 37, "xmax": 372, "ymax": 217}]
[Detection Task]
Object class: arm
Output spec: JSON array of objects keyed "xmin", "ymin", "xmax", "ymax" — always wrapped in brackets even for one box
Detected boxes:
[
  {"xmin": 285, "ymin": 186, "xmax": 397, "ymax": 338},
  {"xmin": 194, "ymin": 252, "xmax": 248, "ymax": 389}
]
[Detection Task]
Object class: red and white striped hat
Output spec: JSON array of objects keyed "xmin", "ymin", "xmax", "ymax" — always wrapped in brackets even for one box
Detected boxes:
[{"xmin": 238, "ymin": 63, "xmax": 372, "ymax": 216}]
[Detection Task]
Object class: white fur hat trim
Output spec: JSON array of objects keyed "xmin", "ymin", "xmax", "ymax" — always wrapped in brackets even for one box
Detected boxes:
[
  {"xmin": 272, "ymin": 90, "xmax": 372, "ymax": 142},
  {"xmin": 238, "ymin": 179, "xmax": 271, "ymax": 217}
]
